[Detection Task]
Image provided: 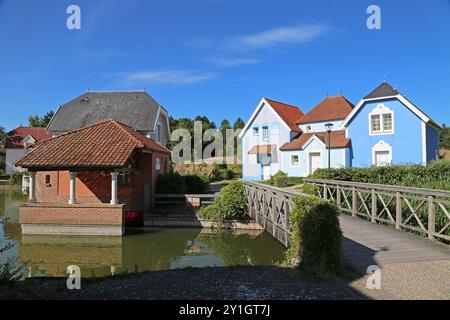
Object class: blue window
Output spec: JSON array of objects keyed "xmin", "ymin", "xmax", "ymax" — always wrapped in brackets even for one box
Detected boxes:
[{"xmin": 262, "ymin": 126, "xmax": 269, "ymax": 141}]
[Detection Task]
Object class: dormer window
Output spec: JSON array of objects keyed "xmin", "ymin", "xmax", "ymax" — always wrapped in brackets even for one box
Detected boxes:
[
  {"xmin": 253, "ymin": 127, "xmax": 259, "ymax": 136},
  {"xmin": 369, "ymin": 104, "xmax": 394, "ymax": 135}
]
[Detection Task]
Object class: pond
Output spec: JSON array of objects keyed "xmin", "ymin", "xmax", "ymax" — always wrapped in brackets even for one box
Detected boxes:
[{"xmin": 0, "ymin": 187, "xmax": 286, "ymax": 278}]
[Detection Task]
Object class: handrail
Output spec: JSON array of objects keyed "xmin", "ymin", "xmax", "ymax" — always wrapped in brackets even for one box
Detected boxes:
[{"xmin": 304, "ymin": 178, "xmax": 450, "ymax": 198}]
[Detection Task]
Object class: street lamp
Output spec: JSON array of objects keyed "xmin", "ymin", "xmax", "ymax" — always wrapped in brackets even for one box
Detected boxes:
[{"xmin": 324, "ymin": 123, "xmax": 334, "ymax": 170}]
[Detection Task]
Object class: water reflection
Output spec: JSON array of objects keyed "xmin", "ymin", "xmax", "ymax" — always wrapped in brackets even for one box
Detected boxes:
[{"xmin": 1, "ymin": 187, "xmax": 285, "ymax": 278}]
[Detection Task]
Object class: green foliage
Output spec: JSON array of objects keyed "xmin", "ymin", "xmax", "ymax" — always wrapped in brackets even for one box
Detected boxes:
[
  {"xmin": 0, "ymin": 220, "xmax": 27, "ymax": 286},
  {"xmin": 9, "ymin": 172, "xmax": 24, "ymax": 186},
  {"xmin": 155, "ymin": 172, "xmax": 187, "ymax": 194},
  {"xmin": 210, "ymin": 164, "xmax": 235, "ymax": 182},
  {"xmin": 155, "ymin": 172, "xmax": 210, "ymax": 194},
  {"xmin": 311, "ymin": 160, "xmax": 450, "ymax": 191},
  {"xmin": 28, "ymin": 110, "xmax": 54, "ymax": 127},
  {"xmin": 219, "ymin": 181, "xmax": 247, "ymax": 220},
  {"xmin": 440, "ymin": 124, "xmax": 450, "ymax": 149},
  {"xmin": 184, "ymin": 173, "xmax": 210, "ymax": 193},
  {"xmin": 289, "ymin": 195, "xmax": 343, "ymax": 278},
  {"xmin": 198, "ymin": 181, "xmax": 247, "ymax": 222},
  {"xmin": 271, "ymin": 171, "xmax": 288, "ymax": 188}
]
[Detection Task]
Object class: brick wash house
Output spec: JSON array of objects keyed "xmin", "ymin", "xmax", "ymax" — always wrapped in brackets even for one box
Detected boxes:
[{"xmin": 15, "ymin": 120, "xmax": 171, "ymax": 236}]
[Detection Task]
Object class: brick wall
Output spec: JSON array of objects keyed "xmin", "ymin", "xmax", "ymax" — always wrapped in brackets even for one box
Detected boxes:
[{"xmin": 20, "ymin": 203, "xmax": 124, "ymax": 226}]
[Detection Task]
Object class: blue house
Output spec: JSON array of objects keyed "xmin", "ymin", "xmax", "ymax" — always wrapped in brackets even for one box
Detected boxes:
[{"xmin": 240, "ymin": 82, "xmax": 441, "ymax": 180}]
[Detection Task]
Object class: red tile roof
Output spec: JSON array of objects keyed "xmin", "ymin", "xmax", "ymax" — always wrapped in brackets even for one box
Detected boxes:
[
  {"xmin": 248, "ymin": 144, "xmax": 276, "ymax": 155},
  {"xmin": 265, "ymin": 98, "xmax": 304, "ymax": 132},
  {"xmin": 4, "ymin": 127, "xmax": 53, "ymax": 149},
  {"xmin": 280, "ymin": 130, "xmax": 351, "ymax": 150},
  {"xmin": 296, "ymin": 96, "xmax": 354, "ymax": 124},
  {"xmin": 15, "ymin": 120, "xmax": 170, "ymax": 169}
]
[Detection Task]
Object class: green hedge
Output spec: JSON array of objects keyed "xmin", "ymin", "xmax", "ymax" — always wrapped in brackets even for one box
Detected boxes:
[
  {"xmin": 198, "ymin": 181, "xmax": 247, "ymax": 222},
  {"xmin": 311, "ymin": 160, "xmax": 450, "ymax": 191},
  {"xmin": 155, "ymin": 172, "xmax": 210, "ymax": 194},
  {"xmin": 288, "ymin": 195, "xmax": 343, "ymax": 278},
  {"xmin": 9, "ymin": 172, "xmax": 24, "ymax": 186}
]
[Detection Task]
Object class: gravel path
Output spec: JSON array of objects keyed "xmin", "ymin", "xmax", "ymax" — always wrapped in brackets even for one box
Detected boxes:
[{"xmin": 28, "ymin": 266, "xmax": 369, "ymax": 300}]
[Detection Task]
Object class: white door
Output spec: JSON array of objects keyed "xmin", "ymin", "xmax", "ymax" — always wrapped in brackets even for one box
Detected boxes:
[
  {"xmin": 262, "ymin": 165, "xmax": 271, "ymax": 180},
  {"xmin": 309, "ymin": 153, "xmax": 322, "ymax": 174},
  {"xmin": 375, "ymin": 151, "xmax": 390, "ymax": 166}
]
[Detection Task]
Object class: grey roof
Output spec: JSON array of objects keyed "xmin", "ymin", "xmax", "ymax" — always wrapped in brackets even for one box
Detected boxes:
[
  {"xmin": 47, "ymin": 91, "xmax": 165, "ymax": 133},
  {"xmin": 364, "ymin": 82, "xmax": 400, "ymax": 99}
]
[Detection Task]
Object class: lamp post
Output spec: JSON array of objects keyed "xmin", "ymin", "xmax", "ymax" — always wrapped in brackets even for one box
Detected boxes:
[{"xmin": 325, "ymin": 123, "xmax": 334, "ymax": 170}]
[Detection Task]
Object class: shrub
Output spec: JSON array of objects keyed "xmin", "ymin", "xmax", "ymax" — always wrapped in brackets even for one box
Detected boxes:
[
  {"xmin": 198, "ymin": 181, "xmax": 247, "ymax": 222},
  {"xmin": 184, "ymin": 174, "xmax": 210, "ymax": 194},
  {"xmin": 9, "ymin": 172, "xmax": 24, "ymax": 186},
  {"xmin": 272, "ymin": 171, "xmax": 288, "ymax": 188},
  {"xmin": 155, "ymin": 172, "xmax": 187, "ymax": 194},
  {"xmin": 219, "ymin": 181, "xmax": 247, "ymax": 220},
  {"xmin": 289, "ymin": 195, "xmax": 343, "ymax": 278},
  {"xmin": 310, "ymin": 160, "xmax": 450, "ymax": 191}
]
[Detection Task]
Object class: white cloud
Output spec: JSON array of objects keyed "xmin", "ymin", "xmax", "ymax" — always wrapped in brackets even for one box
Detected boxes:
[
  {"xmin": 205, "ymin": 56, "xmax": 260, "ymax": 67},
  {"xmin": 123, "ymin": 70, "xmax": 215, "ymax": 85},
  {"xmin": 225, "ymin": 24, "xmax": 330, "ymax": 51}
]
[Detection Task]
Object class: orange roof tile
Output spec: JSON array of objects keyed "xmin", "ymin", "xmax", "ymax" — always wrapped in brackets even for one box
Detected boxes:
[
  {"xmin": 296, "ymin": 96, "xmax": 354, "ymax": 124},
  {"xmin": 265, "ymin": 98, "xmax": 304, "ymax": 132},
  {"xmin": 15, "ymin": 120, "xmax": 170, "ymax": 169},
  {"xmin": 248, "ymin": 144, "xmax": 276, "ymax": 155},
  {"xmin": 280, "ymin": 130, "xmax": 351, "ymax": 150}
]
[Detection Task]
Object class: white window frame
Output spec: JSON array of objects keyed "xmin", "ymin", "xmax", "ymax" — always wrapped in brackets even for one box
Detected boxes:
[
  {"xmin": 262, "ymin": 126, "xmax": 269, "ymax": 141},
  {"xmin": 371, "ymin": 140, "xmax": 393, "ymax": 166},
  {"xmin": 253, "ymin": 127, "xmax": 259, "ymax": 136},
  {"xmin": 155, "ymin": 157, "xmax": 161, "ymax": 170},
  {"xmin": 291, "ymin": 154, "xmax": 299, "ymax": 166},
  {"xmin": 156, "ymin": 122, "xmax": 162, "ymax": 143},
  {"xmin": 369, "ymin": 104, "xmax": 394, "ymax": 136}
]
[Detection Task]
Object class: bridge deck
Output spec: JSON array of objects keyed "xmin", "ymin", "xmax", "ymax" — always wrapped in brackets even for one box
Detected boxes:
[{"xmin": 340, "ymin": 214, "xmax": 450, "ymax": 270}]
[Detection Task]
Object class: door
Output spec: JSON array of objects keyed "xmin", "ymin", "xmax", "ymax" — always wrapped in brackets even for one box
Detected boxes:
[
  {"xmin": 262, "ymin": 165, "xmax": 271, "ymax": 181},
  {"xmin": 309, "ymin": 152, "xmax": 322, "ymax": 174},
  {"xmin": 375, "ymin": 151, "xmax": 390, "ymax": 166}
]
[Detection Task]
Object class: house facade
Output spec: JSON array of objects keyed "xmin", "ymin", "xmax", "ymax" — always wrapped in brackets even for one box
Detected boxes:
[
  {"xmin": 4, "ymin": 127, "xmax": 52, "ymax": 174},
  {"xmin": 241, "ymin": 82, "xmax": 441, "ymax": 180},
  {"xmin": 239, "ymin": 98, "xmax": 304, "ymax": 180}
]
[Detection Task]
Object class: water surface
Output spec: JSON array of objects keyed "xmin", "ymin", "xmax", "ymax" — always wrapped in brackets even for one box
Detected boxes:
[{"xmin": 0, "ymin": 187, "xmax": 285, "ymax": 278}]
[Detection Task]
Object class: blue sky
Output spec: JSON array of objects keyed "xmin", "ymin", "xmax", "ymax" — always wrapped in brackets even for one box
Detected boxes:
[{"xmin": 1, "ymin": 0, "xmax": 450, "ymax": 131}]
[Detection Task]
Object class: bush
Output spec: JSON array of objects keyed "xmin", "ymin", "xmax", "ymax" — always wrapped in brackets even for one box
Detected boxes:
[
  {"xmin": 219, "ymin": 181, "xmax": 247, "ymax": 220},
  {"xmin": 271, "ymin": 171, "xmax": 288, "ymax": 188},
  {"xmin": 198, "ymin": 181, "xmax": 247, "ymax": 222},
  {"xmin": 310, "ymin": 160, "xmax": 450, "ymax": 190},
  {"xmin": 9, "ymin": 172, "xmax": 24, "ymax": 186},
  {"xmin": 155, "ymin": 172, "xmax": 187, "ymax": 194},
  {"xmin": 184, "ymin": 174, "xmax": 210, "ymax": 194},
  {"xmin": 289, "ymin": 195, "xmax": 343, "ymax": 278}
]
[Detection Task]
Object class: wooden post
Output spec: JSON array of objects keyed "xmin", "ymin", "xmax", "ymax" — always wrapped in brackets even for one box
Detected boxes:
[
  {"xmin": 428, "ymin": 195, "xmax": 435, "ymax": 240},
  {"xmin": 336, "ymin": 185, "xmax": 341, "ymax": 207},
  {"xmin": 261, "ymin": 193, "xmax": 267, "ymax": 227},
  {"xmin": 352, "ymin": 186, "xmax": 357, "ymax": 217},
  {"xmin": 271, "ymin": 196, "xmax": 276, "ymax": 237},
  {"xmin": 396, "ymin": 192, "xmax": 402, "ymax": 230},
  {"xmin": 323, "ymin": 183, "xmax": 328, "ymax": 200},
  {"xmin": 371, "ymin": 189, "xmax": 376, "ymax": 223},
  {"xmin": 284, "ymin": 199, "xmax": 290, "ymax": 247}
]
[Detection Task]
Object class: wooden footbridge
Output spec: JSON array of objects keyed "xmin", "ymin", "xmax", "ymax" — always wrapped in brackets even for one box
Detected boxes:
[{"xmin": 242, "ymin": 180, "xmax": 450, "ymax": 269}]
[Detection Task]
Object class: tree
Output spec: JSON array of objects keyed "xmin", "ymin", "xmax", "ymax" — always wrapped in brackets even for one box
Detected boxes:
[
  {"xmin": 0, "ymin": 125, "xmax": 5, "ymax": 144},
  {"xmin": 0, "ymin": 125, "xmax": 5, "ymax": 173},
  {"xmin": 440, "ymin": 124, "xmax": 450, "ymax": 150},
  {"xmin": 233, "ymin": 118, "xmax": 245, "ymax": 130},
  {"xmin": 28, "ymin": 110, "xmax": 54, "ymax": 127}
]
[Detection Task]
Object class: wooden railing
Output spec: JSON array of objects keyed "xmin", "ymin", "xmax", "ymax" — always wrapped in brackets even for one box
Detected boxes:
[
  {"xmin": 242, "ymin": 181, "xmax": 304, "ymax": 247},
  {"xmin": 304, "ymin": 178, "xmax": 450, "ymax": 243},
  {"xmin": 152, "ymin": 194, "xmax": 217, "ymax": 208}
]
